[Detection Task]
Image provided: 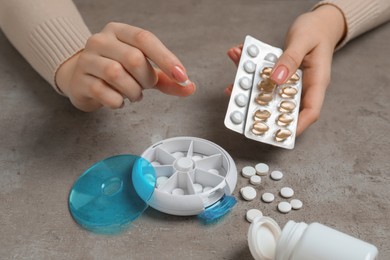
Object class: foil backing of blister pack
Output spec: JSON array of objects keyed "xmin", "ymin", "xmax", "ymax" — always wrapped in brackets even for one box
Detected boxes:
[{"xmin": 224, "ymin": 35, "xmax": 302, "ymax": 149}]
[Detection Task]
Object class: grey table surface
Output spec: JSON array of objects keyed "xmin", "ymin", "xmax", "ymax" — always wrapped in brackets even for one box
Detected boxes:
[{"xmin": 1, "ymin": 0, "xmax": 389, "ymax": 259}]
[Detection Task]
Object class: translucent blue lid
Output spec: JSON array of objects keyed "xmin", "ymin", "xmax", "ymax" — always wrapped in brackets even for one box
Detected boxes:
[
  {"xmin": 198, "ymin": 195, "xmax": 237, "ymax": 224},
  {"xmin": 68, "ymin": 155, "xmax": 156, "ymax": 234}
]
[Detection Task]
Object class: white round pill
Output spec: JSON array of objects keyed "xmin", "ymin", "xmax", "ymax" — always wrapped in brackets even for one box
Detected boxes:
[
  {"xmin": 290, "ymin": 199, "xmax": 303, "ymax": 210},
  {"xmin": 255, "ymin": 163, "xmax": 269, "ymax": 176},
  {"xmin": 264, "ymin": 53, "xmax": 278, "ymax": 63},
  {"xmin": 208, "ymin": 169, "xmax": 219, "ymax": 175},
  {"xmin": 172, "ymin": 151, "xmax": 185, "ymax": 159},
  {"xmin": 239, "ymin": 77, "xmax": 252, "ymax": 90},
  {"xmin": 193, "ymin": 183, "xmax": 203, "ymax": 194},
  {"xmin": 242, "ymin": 166, "xmax": 256, "ymax": 178},
  {"xmin": 261, "ymin": 192, "xmax": 275, "ymax": 203},
  {"xmin": 172, "ymin": 188, "xmax": 185, "ymax": 195},
  {"xmin": 250, "ymin": 175, "xmax": 261, "ymax": 186},
  {"xmin": 247, "ymin": 45, "xmax": 259, "ymax": 57},
  {"xmin": 244, "ymin": 60, "xmax": 256, "ymax": 73},
  {"xmin": 280, "ymin": 187, "xmax": 294, "ymax": 198},
  {"xmin": 203, "ymin": 186, "xmax": 213, "ymax": 192},
  {"xmin": 270, "ymin": 170, "xmax": 283, "ymax": 181},
  {"xmin": 156, "ymin": 176, "xmax": 169, "ymax": 188},
  {"xmin": 240, "ymin": 186, "xmax": 257, "ymax": 201},
  {"xmin": 192, "ymin": 155, "xmax": 203, "ymax": 161},
  {"xmin": 235, "ymin": 94, "xmax": 248, "ymax": 107},
  {"xmin": 151, "ymin": 161, "xmax": 161, "ymax": 166},
  {"xmin": 278, "ymin": 201, "xmax": 292, "ymax": 213},
  {"xmin": 246, "ymin": 209, "xmax": 263, "ymax": 223},
  {"xmin": 230, "ymin": 111, "xmax": 244, "ymax": 124}
]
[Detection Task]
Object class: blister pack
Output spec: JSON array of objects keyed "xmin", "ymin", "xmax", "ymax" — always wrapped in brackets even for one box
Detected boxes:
[{"xmin": 224, "ymin": 35, "xmax": 302, "ymax": 149}]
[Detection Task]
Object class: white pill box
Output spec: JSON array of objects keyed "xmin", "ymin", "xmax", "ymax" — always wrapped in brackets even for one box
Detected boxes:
[{"xmin": 224, "ymin": 35, "xmax": 302, "ymax": 149}]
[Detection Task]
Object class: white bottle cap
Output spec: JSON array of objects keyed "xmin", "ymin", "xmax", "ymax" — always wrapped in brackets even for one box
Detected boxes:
[{"xmin": 248, "ymin": 216, "xmax": 282, "ymax": 260}]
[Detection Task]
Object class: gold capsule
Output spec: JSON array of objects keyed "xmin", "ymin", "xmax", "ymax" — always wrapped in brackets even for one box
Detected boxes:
[
  {"xmin": 279, "ymin": 101, "xmax": 296, "ymax": 113},
  {"xmin": 286, "ymin": 73, "xmax": 300, "ymax": 84},
  {"xmin": 260, "ymin": 67, "xmax": 272, "ymax": 79},
  {"xmin": 254, "ymin": 110, "xmax": 271, "ymax": 121},
  {"xmin": 280, "ymin": 86, "xmax": 298, "ymax": 98},
  {"xmin": 276, "ymin": 114, "xmax": 294, "ymax": 126},
  {"xmin": 275, "ymin": 129, "xmax": 292, "ymax": 142},
  {"xmin": 258, "ymin": 78, "xmax": 276, "ymax": 93},
  {"xmin": 252, "ymin": 122, "xmax": 269, "ymax": 135},
  {"xmin": 255, "ymin": 92, "xmax": 273, "ymax": 106}
]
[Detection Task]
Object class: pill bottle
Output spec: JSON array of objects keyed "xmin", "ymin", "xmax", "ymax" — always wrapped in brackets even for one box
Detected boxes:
[{"xmin": 248, "ymin": 217, "xmax": 378, "ymax": 260}]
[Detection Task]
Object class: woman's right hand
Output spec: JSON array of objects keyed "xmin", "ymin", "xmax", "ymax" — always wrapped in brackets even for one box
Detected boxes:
[{"xmin": 56, "ymin": 22, "xmax": 196, "ymax": 112}]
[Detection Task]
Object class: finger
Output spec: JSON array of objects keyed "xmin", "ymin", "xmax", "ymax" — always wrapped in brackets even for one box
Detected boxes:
[
  {"xmin": 104, "ymin": 23, "xmax": 190, "ymax": 85},
  {"xmin": 80, "ymin": 54, "xmax": 143, "ymax": 102},
  {"xmin": 153, "ymin": 70, "xmax": 196, "ymax": 97},
  {"xmin": 227, "ymin": 45, "xmax": 243, "ymax": 67},
  {"xmin": 79, "ymin": 74, "xmax": 125, "ymax": 109},
  {"xmin": 224, "ymin": 84, "xmax": 233, "ymax": 96},
  {"xmin": 86, "ymin": 35, "xmax": 158, "ymax": 89},
  {"xmin": 270, "ymin": 36, "xmax": 315, "ymax": 85}
]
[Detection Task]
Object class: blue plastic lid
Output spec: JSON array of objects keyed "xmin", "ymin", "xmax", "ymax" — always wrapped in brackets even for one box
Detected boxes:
[
  {"xmin": 198, "ymin": 195, "xmax": 237, "ymax": 224},
  {"xmin": 68, "ymin": 155, "xmax": 156, "ymax": 234}
]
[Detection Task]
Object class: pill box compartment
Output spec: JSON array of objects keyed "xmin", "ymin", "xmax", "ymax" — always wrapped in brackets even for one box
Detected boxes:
[{"xmin": 141, "ymin": 137, "xmax": 237, "ymax": 216}]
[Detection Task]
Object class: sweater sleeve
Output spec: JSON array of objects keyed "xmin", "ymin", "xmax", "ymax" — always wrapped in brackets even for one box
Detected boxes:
[
  {"xmin": 0, "ymin": 0, "xmax": 91, "ymax": 93},
  {"xmin": 313, "ymin": 0, "xmax": 390, "ymax": 50}
]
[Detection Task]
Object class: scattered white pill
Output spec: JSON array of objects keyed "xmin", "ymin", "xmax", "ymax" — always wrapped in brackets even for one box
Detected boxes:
[
  {"xmin": 280, "ymin": 187, "xmax": 294, "ymax": 198},
  {"xmin": 240, "ymin": 186, "xmax": 257, "ymax": 201},
  {"xmin": 156, "ymin": 176, "xmax": 169, "ymax": 188},
  {"xmin": 208, "ymin": 169, "xmax": 220, "ymax": 175},
  {"xmin": 246, "ymin": 209, "xmax": 263, "ymax": 223},
  {"xmin": 172, "ymin": 151, "xmax": 185, "ymax": 159},
  {"xmin": 261, "ymin": 192, "xmax": 275, "ymax": 203},
  {"xmin": 193, "ymin": 183, "xmax": 203, "ymax": 194},
  {"xmin": 203, "ymin": 186, "xmax": 213, "ymax": 192},
  {"xmin": 247, "ymin": 45, "xmax": 259, "ymax": 57},
  {"xmin": 278, "ymin": 201, "xmax": 292, "ymax": 213},
  {"xmin": 230, "ymin": 111, "xmax": 244, "ymax": 124},
  {"xmin": 235, "ymin": 94, "xmax": 248, "ymax": 107},
  {"xmin": 264, "ymin": 53, "xmax": 278, "ymax": 63},
  {"xmin": 151, "ymin": 161, "xmax": 161, "ymax": 166},
  {"xmin": 270, "ymin": 170, "xmax": 283, "ymax": 181},
  {"xmin": 290, "ymin": 199, "xmax": 303, "ymax": 210},
  {"xmin": 239, "ymin": 77, "xmax": 251, "ymax": 90},
  {"xmin": 250, "ymin": 175, "xmax": 261, "ymax": 186},
  {"xmin": 242, "ymin": 166, "xmax": 256, "ymax": 178},
  {"xmin": 192, "ymin": 155, "xmax": 203, "ymax": 161},
  {"xmin": 255, "ymin": 163, "xmax": 269, "ymax": 176},
  {"xmin": 244, "ymin": 60, "xmax": 256, "ymax": 73},
  {"xmin": 172, "ymin": 188, "xmax": 185, "ymax": 195}
]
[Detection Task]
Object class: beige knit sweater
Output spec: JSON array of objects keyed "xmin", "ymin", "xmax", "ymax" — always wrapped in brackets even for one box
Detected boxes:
[{"xmin": 0, "ymin": 0, "xmax": 389, "ymax": 91}]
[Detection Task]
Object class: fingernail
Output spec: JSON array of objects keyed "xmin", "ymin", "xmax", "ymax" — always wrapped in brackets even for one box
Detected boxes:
[
  {"xmin": 271, "ymin": 65, "xmax": 289, "ymax": 84},
  {"xmin": 172, "ymin": 66, "xmax": 189, "ymax": 84},
  {"xmin": 178, "ymin": 80, "xmax": 191, "ymax": 87}
]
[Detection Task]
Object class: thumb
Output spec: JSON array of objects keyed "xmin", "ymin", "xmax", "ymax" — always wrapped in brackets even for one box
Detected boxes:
[
  {"xmin": 270, "ymin": 39, "xmax": 313, "ymax": 85},
  {"xmin": 153, "ymin": 69, "xmax": 196, "ymax": 97}
]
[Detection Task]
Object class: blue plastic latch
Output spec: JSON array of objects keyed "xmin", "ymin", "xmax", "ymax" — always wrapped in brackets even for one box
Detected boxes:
[{"xmin": 197, "ymin": 195, "xmax": 237, "ymax": 224}]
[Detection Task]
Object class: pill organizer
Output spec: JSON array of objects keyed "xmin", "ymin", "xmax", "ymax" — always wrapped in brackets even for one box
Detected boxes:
[
  {"xmin": 224, "ymin": 35, "xmax": 303, "ymax": 149},
  {"xmin": 68, "ymin": 136, "xmax": 237, "ymax": 234}
]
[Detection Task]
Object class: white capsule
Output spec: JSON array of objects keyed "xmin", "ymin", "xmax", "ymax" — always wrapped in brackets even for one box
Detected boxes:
[
  {"xmin": 230, "ymin": 111, "xmax": 244, "ymax": 124},
  {"xmin": 278, "ymin": 201, "xmax": 292, "ymax": 213},
  {"xmin": 172, "ymin": 188, "xmax": 185, "ymax": 195},
  {"xmin": 247, "ymin": 45, "xmax": 259, "ymax": 57},
  {"xmin": 239, "ymin": 77, "xmax": 252, "ymax": 90},
  {"xmin": 156, "ymin": 176, "xmax": 169, "ymax": 188},
  {"xmin": 235, "ymin": 94, "xmax": 248, "ymax": 107},
  {"xmin": 270, "ymin": 170, "xmax": 283, "ymax": 181},
  {"xmin": 280, "ymin": 187, "xmax": 294, "ymax": 198},
  {"xmin": 172, "ymin": 151, "xmax": 185, "ymax": 159},
  {"xmin": 193, "ymin": 183, "xmax": 203, "ymax": 194},
  {"xmin": 255, "ymin": 163, "xmax": 269, "ymax": 176},
  {"xmin": 290, "ymin": 199, "xmax": 303, "ymax": 210},
  {"xmin": 244, "ymin": 60, "xmax": 256, "ymax": 73},
  {"xmin": 242, "ymin": 166, "xmax": 256, "ymax": 178},
  {"xmin": 261, "ymin": 192, "xmax": 275, "ymax": 203},
  {"xmin": 264, "ymin": 53, "xmax": 278, "ymax": 63},
  {"xmin": 250, "ymin": 175, "xmax": 261, "ymax": 186},
  {"xmin": 240, "ymin": 186, "xmax": 257, "ymax": 201},
  {"xmin": 246, "ymin": 209, "xmax": 263, "ymax": 223},
  {"xmin": 208, "ymin": 169, "xmax": 220, "ymax": 175},
  {"xmin": 192, "ymin": 155, "xmax": 203, "ymax": 161}
]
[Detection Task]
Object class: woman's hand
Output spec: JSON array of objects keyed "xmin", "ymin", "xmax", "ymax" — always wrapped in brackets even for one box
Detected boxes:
[
  {"xmin": 56, "ymin": 22, "xmax": 196, "ymax": 112},
  {"xmin": 227, "ymin": 4, "xmax": 346, "ymax": 135}
]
